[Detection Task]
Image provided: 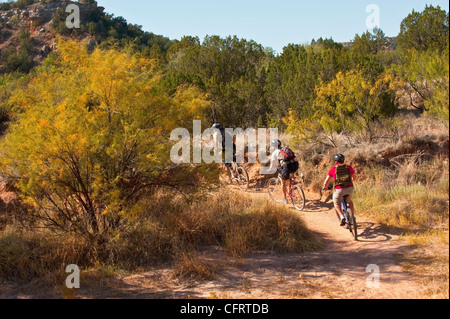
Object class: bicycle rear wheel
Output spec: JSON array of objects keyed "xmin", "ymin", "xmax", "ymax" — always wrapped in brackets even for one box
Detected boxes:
[
  {"xmin": 268, "ymin": 178, "xmax": 284, "ymax": 203},
  {"xmin": 236, "ymin": 166, "xmax": 249, "ymax": 191},
  {"xmin": 347, "ymin": 207, "xmax": 358, "ymax": 241},
  {"xmin": 291, "ymin": 185, "xmax": 306, "ymax": 211}
]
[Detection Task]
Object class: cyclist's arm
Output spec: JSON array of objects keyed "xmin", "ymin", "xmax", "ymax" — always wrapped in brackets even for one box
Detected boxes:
[
  {"xmin": 349, "ymin": 166, "xmax": 356, "ymax": 186},
  {"xmin": 267, "ymin": 151, "xmax": 280, "ymax": 173},
  {"xmin": 213, "ymin": 132, "xmax": 219, "ymax": 149},
  {"xmin": 323, "ymin": 175, "xmax": 332, "ymax": 190}
]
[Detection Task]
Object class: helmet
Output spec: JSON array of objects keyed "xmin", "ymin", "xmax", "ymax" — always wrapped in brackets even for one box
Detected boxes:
[
  {"xmin": 211, "ymin": 123, "xmax": 222, "ymax": 129},
  {"xmin": 271, "ymin": 139, "xmax": 282, "ymax": 149},
  {"xmin": 334, "ymin": 153, "xmax": 345, "ymax": 163}
]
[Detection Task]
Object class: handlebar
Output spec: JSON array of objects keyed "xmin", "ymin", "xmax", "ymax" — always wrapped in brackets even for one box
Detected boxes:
[{"xmin": 319, "ymin": 186, "xmax": 333, "ymax": 200}]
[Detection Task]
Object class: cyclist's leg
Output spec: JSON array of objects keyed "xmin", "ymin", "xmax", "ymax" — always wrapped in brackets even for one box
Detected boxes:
[
  {"xmin": 222, "ymin": 146, "xmax": 233, "ymax": 176},
  {"xmin": 290, "ymin": 172, "xmax": 296, "ymax": 182},
  {"xmin": 232, "ymin": 143, "xmax": 237, "ymax": 175},
  {"xmin": 289, "ymin": 161, "xmax": 299, "ymax": 182},
  {"xmin": 281, "ymin": 179, "xmax": 288, "ymax": 202},
  {"xmin": 346, "ymin": 188, "xmax": 355, "ymax": 215},
  {"xmin": 333, "ymin": 189, "xmax": 345, "ymax": 218},
  {"xmin": 281, "ymin": 164, "xmax": 290, "ymax": 202}
]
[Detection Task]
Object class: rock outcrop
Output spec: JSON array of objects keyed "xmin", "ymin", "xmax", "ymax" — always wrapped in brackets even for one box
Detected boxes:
[{"xmin": 0, "ymin": 1, "xmax": 105, "ymax": 68}]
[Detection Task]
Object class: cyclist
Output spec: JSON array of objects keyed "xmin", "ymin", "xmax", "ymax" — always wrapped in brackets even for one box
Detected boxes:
[
  {"xmin": 322, "ymin": 153, "xmax": 356, "ymax": 226},
  {"xmin": 268, "ymin": 139, "xmax": 299, "ymax": 204},
  {"xmin": 212, "ymin": 123, "xmax": 237, "ymax": 177}
]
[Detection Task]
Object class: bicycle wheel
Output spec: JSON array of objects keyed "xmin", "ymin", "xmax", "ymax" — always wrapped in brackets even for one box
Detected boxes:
[
  {"xmin": 268, "ymin": 178, "xmax": 284, "ymax": 203},
  {"xmin": 347, "ymin": 207, "xmax": 358, "ymax": 241},
  {"xmin": 235, "ymin": 166, "xmax": 249, "ymax": 191},
  {"xmin": 291, "ymin": 185, "xmax": 306, "ymax": 211}
]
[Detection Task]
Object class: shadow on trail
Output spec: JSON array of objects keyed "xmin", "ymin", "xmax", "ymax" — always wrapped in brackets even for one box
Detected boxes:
[{"xmin": 357, "ymin": 222, "xmax": 393, "ymax": 243}]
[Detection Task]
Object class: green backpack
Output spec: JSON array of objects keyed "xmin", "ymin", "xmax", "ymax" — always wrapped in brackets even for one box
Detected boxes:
[{"xmin": 335, "ymin": 164, "xmax": 352, "ymax": 187}]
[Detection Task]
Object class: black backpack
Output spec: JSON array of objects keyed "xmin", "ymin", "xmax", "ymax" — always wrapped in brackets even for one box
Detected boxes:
[
  {"xmin": 219, "ymin": 128, "xmax": 235, "ymax": 147},
  {"xmin": 280, "ymin": 147, "xmax": 296, "ymax": 162},
  {"xmin": 335, "ymin": 164, "xmax": 352, "ymax": 187}
]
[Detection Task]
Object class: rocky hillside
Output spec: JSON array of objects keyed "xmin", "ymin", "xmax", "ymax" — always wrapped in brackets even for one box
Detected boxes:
[
  {"xmin": 0, "ymin": 1, "xmax": 102, "ymax": 68},
  {"xmin": 0, "ymin": 0, "xmax": 171, "ymax": 73}
]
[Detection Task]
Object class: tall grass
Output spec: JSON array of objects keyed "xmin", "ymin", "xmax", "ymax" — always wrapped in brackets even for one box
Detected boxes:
[
  {"xmin": 0, "ymin": 228, "xmax": 94, "ymax": 286},
  {"xmin": 0, "ymin": 191, "xmax": 321, "ymax": 284},
  {"xmin": 354, "ymin": 182, "xmax": 449, "ymax": 229}
]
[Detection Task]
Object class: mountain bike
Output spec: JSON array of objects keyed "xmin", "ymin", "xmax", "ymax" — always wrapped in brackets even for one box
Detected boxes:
[
  {"xmin": 267, "ymin": 166, "xmax": 306, "ymax": 211},
  {"xmin": 227, "ymin": 161, "xmax": 249, "ymax": 191},
  {"xmin": 321, "ymin": 187, "xmax": 358, "ymax": 241},
  {"xmin": 342, "ymin": 194, "xmax": 358, "ymax": 240}
]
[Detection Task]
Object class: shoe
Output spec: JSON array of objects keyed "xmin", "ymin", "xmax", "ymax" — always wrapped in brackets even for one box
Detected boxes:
[{"xmin": 340, "ymin": 216, "xmax": 346, "ymax": 226}]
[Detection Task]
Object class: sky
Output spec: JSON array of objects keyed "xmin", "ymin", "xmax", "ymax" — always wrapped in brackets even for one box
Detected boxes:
[
  {"xmin": 3, "ymin": 0, "xmax": 449, "ymax": 53},
  {"xmin": 93, "ymin": 0, "xmax": 449, "ymax": 54}
]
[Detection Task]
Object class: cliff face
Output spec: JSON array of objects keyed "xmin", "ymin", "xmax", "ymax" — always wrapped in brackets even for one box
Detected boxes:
[
  {"xmin": 1, "ymin": 1, "xmax": 102, "ymax": 26},
  {"xmin": 0, "ymin": 1, "xmax": 105, "ymax": 68}
]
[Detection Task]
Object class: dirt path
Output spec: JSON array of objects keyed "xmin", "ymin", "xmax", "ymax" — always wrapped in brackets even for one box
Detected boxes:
[
  {"xmin": 0, "ymin": 185, "xmax": 423, "ymax": 299},
  {"xmin": 71, "ymin": 187, "xmax": 422, "ymax": 300}
]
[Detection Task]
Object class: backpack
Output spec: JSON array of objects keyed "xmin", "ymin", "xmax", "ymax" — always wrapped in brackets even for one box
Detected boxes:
[
  {"xmin": 219, "ymin": 128, "xmax": 227, "ymax": 147},
  {"xmin": 280, "ymin": 147, "xmax": 296, "ymax": 162},
  {"xmin": 335, "ymin": 164, "xmax": 352, "ymax": 187}
]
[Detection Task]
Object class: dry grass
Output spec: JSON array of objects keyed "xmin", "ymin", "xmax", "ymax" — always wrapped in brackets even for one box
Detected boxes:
[
  {"xmin": 0, "ymin": 190, "xmax": 321, "ymax": 288},
  {"xmin": 172, "ymin": 252, "xmax": 217, "ymax": 280},
  {"xmin": 354, "ymin": 181, "xmax": 449, "ymax": 230},
  {"xmin": 398, "ymin": 229, "xmax": 449, "ymax": 299},
  {"xmin": 0, "ymin": 226, "xmax": 95, "ymax": 288}
]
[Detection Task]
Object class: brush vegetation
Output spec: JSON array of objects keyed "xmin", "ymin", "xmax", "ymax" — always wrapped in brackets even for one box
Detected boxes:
[{"xmin": 0, "ymin": 192, "xmax": 320, "ymax": 285}]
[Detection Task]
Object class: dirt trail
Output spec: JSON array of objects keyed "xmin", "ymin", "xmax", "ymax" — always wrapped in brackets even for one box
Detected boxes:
[
  {"xmin": 73, "ymin": 186, "xmax": 422, "ymax": 300},
  {"xmin": 0, "ymin": 184, "xmax": 423, "ymax": 299}
]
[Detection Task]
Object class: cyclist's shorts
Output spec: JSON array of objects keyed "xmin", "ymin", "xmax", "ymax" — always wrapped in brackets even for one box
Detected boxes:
[
  {"xmin": 281, "ymin": 161, "xmax": 299, "ymax": 181},
  {"xmin": 333, "ymin": 187, "xmax": 354, "ymax": 206},
  {"xmin": 223, "ymin": 144, "xmax": 237, "ymax": 168}
]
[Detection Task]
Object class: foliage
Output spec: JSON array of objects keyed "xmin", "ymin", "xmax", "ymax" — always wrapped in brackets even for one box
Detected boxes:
[
  {"xmin": 312, "ymin": 69, "xmax": 401, "ymax": 142},
  {"xmin": 0, "ymin": 29, "xmax": 34, "ymax": 73},
  {"xmin": 351, "ymin": 27, "xmax": 389, "ymax": 55},
  {"xmin": 398, "ymin": 4, "xmax": 449, "ymax": 52},
  {"xmin": 0, "ymin": 0, "xmax": 37, "ymax": 11},
  {"xmin": 265, "ymin": 40, "xmax": 351, "ymax": 126},
  {"xmin": 165, "ymin": 35, "xmax": 272, "ymax": 128},
  {"xmin": 393, "ymin": 47, "xmax": 449, "ymax": 120},
  {"xmin": 0, "ymin": 40, "xmax": 215, "ymax": 239},
  {"xmin": 51, "ymin": 6, "xmax": 172, "ymax": 53}
]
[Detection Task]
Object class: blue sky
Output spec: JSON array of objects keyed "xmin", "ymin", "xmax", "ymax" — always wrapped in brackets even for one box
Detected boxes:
[{"xmin": 94, "ymin": 0, "xmax": 449, "ymax": 53}]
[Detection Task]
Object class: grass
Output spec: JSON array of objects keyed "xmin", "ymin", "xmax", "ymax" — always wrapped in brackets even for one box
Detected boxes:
[
  {"xmin": 0, "ymin": 191, "xmax": 322, "ymax": 291},
  {"xmin": 398, "ymin": 229, "xmax": 449, "ymax": 299},
  {"xmin": 354, "ymin": 180, "xmax": 448, "ymax": 230}
]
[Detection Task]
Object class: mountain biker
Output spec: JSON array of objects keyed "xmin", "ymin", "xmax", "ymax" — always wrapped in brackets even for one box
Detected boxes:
[
  {"xmin": 268, "ymin": 139, "xmax": 299, "ymax": 204},
  {"xmin": 212, "ymin": 123, "xmax": 237, "ymax": 176},
  {"xmin": 322, "ymin": 153, "xmax": 356, "ymax": 226}
]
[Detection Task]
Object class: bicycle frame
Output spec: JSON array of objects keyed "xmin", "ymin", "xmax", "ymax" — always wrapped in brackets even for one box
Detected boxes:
[
  {"xmin": 227, "ymin": 161, "xmax": 239, "ymax": 179},
  {"xmin": 227, "ymin": 160, "xmax": 249, "ymax": 191},
  {"xmin": 321, "ymin": 187, "xmax": 357, "ymax": 240},
  {"xmin": 341, "ymin": 196, "xmax": 350, "ymax": 224}
]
